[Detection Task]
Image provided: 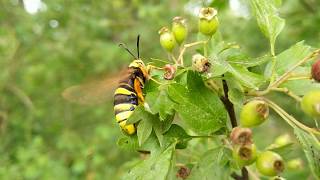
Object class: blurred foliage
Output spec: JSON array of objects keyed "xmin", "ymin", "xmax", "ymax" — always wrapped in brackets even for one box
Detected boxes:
[{"xmin": 0, "ymin": 0, "xmax": 319, "ymax": 179}]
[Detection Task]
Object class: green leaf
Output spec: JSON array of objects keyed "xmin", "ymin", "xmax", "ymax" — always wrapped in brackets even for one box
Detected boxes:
[
  {"xmin": 137, "ymin": 119, "xmax": 153, "ymax": 146},
  {"xmin": 164, "ymin": 124, "xmax": 191, "ymax": 149},
  {"xmin": 188, "ymin": 147, "xmax": 231, "ymax": 179},
  {"xmin": 218, "ymin": 46, "xmax": 270, "ymax": 67},
  {"xmin": 280, "ymin": 79, "xmax": 320, "ymax": 96},
  {"xmin": 118, "ymin": 134, "xmax": 163, "ymax": 155},
  {"xmin": 274, "ymin": 41, "xmax": 311, "ymax": 75},
  {"xmin": 228, "ymin": 88, "xmax": 245, "ymax": 107},
  {"xmin": 143, "ymin": 79, "xmax": 160, "ymax": 93},
  {"xmin": 145, "ymin": 86, "xmax": 177, "ymax": 121},
  {"xmin": 212, "ymin": 50, "xmax": 266, "ymax": 89},
  {"xmin": 127, "ymin": 106, "xmax": 173, "ymax": 147},
  {"xmin": 122, "ymin": 143, "xmax": 176, "ymax": 180},
  {"xmin": 127, "ymin": 106, "xmax": 147, "ymax": 124},
  {"xmin": 211, "ymin": 59, "xmax": 229, "ymax": 77},
  {"xmin": 168, "ymin": 71, "xmax": 228, "ymax": 134},
  {"xmin": 250, "ymin": 0, "xmax": 285, "ymax": 55},
  {"xmin": 227, "ymin": 54, "xmax": 270, "ymax": 68},
  {"xmin": 151, "ymin": 114, "xmax": 174, "ymax": 147},
  {"xmin": 117, "ymin": 136, "xmax": 139, "ymax": 151},
  {"xmin": 227, "ymin": 63, "xmax": 266, "ymax": 89},
  {"xmin": 294, "ymin": 128, "xmax": 320, "ymax": 179},
  {"xmin": 174, "ymin": 68, "xmax": 189, "ymax": 85},
  {"xmin": 164, "ymin": 124, "xmax": 191, "ymax": 139}
]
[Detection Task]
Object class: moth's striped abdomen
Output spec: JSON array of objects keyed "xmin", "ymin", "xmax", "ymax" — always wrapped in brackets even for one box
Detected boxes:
[{"xmin": 113, "ymin": 69, "xmax": 146, "ymax": 135}]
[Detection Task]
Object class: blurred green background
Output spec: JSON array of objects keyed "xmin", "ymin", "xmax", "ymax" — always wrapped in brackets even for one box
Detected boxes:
[{"xmin": 0, "ymin": 0, "xmax": 319, "ymax": 179}]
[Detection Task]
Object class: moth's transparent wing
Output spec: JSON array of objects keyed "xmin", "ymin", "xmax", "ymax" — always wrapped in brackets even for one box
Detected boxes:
[{"xmin": 62, "ymin": 70, "xmax": 128, "ymax": 105}]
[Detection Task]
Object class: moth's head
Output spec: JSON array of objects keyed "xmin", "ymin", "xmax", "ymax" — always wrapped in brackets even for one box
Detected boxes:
[{"xmin": 129, "ymin": 59, "xmax": 145, "ymax": 69}]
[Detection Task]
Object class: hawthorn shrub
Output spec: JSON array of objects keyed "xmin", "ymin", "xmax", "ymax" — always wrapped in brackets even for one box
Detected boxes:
[{"xmin": 117, "ymin": 1, "xmax": 320, "ymax": 180}]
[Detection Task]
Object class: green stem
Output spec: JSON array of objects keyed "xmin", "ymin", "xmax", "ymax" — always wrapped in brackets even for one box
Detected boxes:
[
  {"xmin": 177, "ymin": 40, "xmax": 208, "ymax": 66},
  {"xmin": 270, "ymin": 87, "xmax": 302, "ymax": 102},
  {"xmin": 262, "ymin": 98, "xmax": 320, "ymax": 136},
  {"xmin": 269, "ymin": 49, "xmax": 320, "ymax": 88},
  {"xmin": 248, "ymin": 87, "xmax": 302, "ymax": 102},
  {"xmin": 268, "ymin": 55, "xmax": 277, "ymax": 86}
]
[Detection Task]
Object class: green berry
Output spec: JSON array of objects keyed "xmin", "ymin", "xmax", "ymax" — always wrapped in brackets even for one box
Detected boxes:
[
  {"xmin": 274, "ymin": 134, "xmax": 292, "ymax": 147},
  {"xmin": 256, "ymin": 151, "xmax": 284, "ymax": 177},
  {"xmin": 301, "ymin": 90, "xmax": 320, "ymax": 118},
  {"xmin": 240, "ymin": 100, "xmax": 269, "ymax": 127},
  {"xmin": 172, "ymin": 16, "xmax": 187, "ymax": 45},
  {"xmin": 233, "ymin": 144, "xmax": 257, "ymax": 167},
  {"xmin": 287, "ymin": 158, "xmax": 303, "ymax": 170},
  {"xmin": 198, "ymin": 7, "xmax": 219, "ymax": 36},
  {"xmin": 159, "ymin": 27, "xmax": 176, "ymax": 52}
]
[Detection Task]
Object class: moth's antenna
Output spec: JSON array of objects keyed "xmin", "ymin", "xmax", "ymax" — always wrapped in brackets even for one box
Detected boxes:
[
  {"xmin": 119, "ymin": 43, "xmax": 137, "ymax": 59},
  {"xmin": 136, "ymin": 35, "xmax": 140, "ymax": 59}
]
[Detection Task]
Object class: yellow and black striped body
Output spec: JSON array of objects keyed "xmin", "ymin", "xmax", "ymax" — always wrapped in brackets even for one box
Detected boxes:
[{"xmin": 113, "ymin": 66, "xmax": 146, "ymax": 135}]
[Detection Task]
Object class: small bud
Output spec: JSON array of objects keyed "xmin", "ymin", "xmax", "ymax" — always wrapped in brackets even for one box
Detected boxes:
[
  {"xmin": 172, "ymin": 16, "xmax": 187, "ymax": 45},
  {"xmin": 240, "ymin": 100, "xmax": 269, "ymax": 127},
  {"xmin": 301, "ymin": 90, "xmax": 320, "ymax": 118},
  {"xmin": 159, "ymin": 27, "xmax": 176, "ymax": 52},
  {"xmin": 230, "ymin": 127, "xmax": 253, "ymax": 146},
  {"xmin": 163, "ymin": 64, "xmax": 176, "ymax": 80},
  {"xmin": 312, "ymin": 59, "xmax": 320, "ymax": 82},
  {"xmin": 198, "ymin": 7, "xmax": 219, "ymax": 36},
  {"xmin": 176, "ymin": 166, "xmax": 190, "ymax": 179},
  {"xmin": 192, "ymin": 54, "xmax": 211, "ymax": 73}
]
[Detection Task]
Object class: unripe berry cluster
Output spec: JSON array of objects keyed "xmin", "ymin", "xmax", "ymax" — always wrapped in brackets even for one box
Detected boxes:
[
  {"xmin": 158, "ymin": 7, "xmax": 219, "ymax": 53},
  {"xmin": 230, "ymin": 127, "xmax": 286, "ymax": 177}
]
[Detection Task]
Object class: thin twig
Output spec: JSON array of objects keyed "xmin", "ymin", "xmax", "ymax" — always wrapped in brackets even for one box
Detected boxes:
[
  {"xmin": 221, "ymin": 78, "xmax": 248, "ymax": 180},
  {"xmin": 221, "ymin": 79, "xmax": 237, "ymax": 128}
]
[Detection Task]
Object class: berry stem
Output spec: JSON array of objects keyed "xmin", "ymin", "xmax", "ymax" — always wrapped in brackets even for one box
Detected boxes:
[
  {"xmin": 248, "ymin": 86, "xmax": 302, "ymax": 103},
  {"xmin": 262, "ymin": 97, "xmax": 320, "ymax": 136},
  {"xmin": 269, "ymin": 49, "xmax": 320, "ymax": 88},
  {"xmin": 286, "ymin": 75, "xmax": 311, "ymax": 81},
  {"xmin": 270, "ymin": 87, "xmax": 302, "ymax": 102},
  {"xmin": 177, "ymin": 40, "xmax": 208, "ymax": 65},
  {"xmin": 268, "ymin": 55, "xmax": 277, "ymax": 88}
]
